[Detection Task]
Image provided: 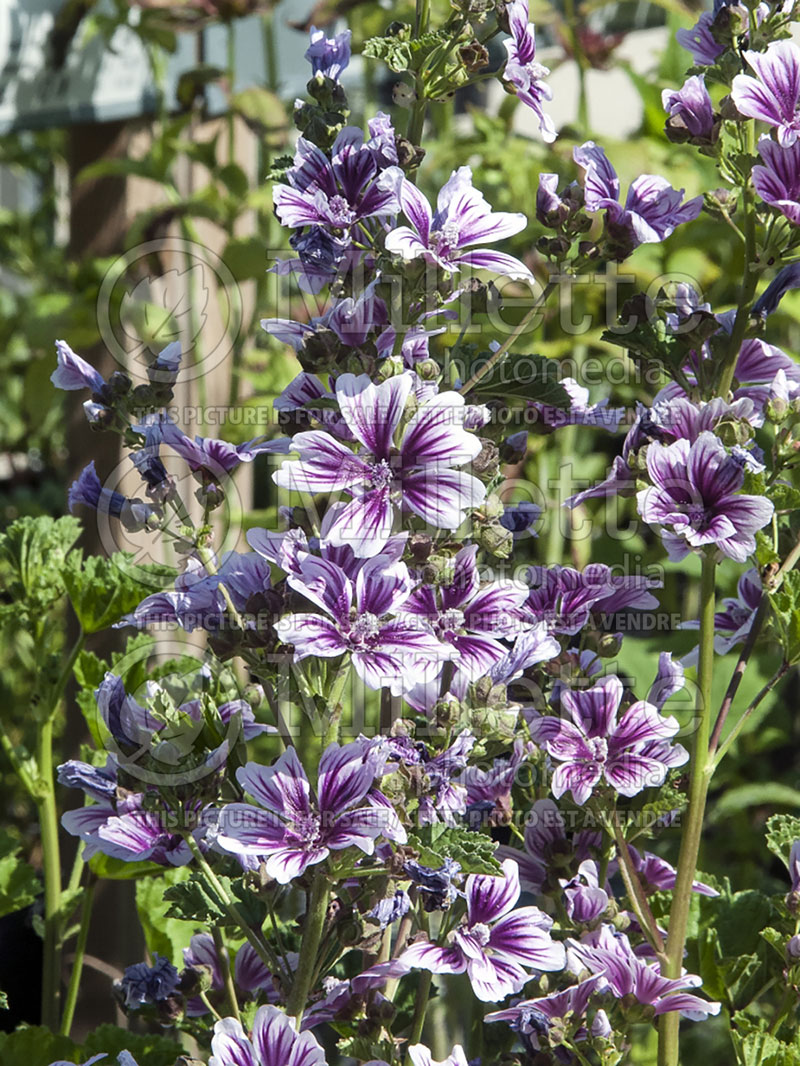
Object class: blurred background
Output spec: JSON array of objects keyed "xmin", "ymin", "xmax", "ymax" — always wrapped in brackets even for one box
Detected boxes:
[{"xmin": 1, "ymin": 0, "xmax": 799, "ymax": 1058}]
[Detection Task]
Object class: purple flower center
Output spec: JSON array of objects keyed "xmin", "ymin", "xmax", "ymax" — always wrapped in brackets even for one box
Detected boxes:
[
  {"xmin": 287, "ymin": 811, "xmax": 322, "ymax": 845},
  {"xmin": 348, "ymin": 612, "xmax": 382, "ymax": 646},
  {"xmin": 328, "ymin": 195, "xmax": 357, "ymax": 227},
  {"xmin": 685, "ymin": 502, "xmax": 711, "ymax": 530},
  {"xmin": 588, "ymin": 737, "xmax": 608, "ymax": 763},
  {"xmin": 470, "ymin": 922, "xmax": 492, "ymax": 947},
  {"xmin": 437, "ymin": 608, "xmax": 466, "ymax": 639},
  {"xmin": 368, "ymin": 458, "xmax": 395, "ymax": 490},
  {"xmin": 430, "ymin": 220, "xmax": 461, "ymax": 256}
]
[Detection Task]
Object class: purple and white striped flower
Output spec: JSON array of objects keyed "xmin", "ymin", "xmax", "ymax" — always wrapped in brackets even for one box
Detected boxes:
[
  {"xmin": 567, "ymin": 925, "xmax": 720, "ymax": 1019},
  {"xmin": 732, "ymin": 40, "xmax": 800, "ymax": 148},
  {"xmin": 636, "ymin": 431, "xmax": 774, "ymax": 562},
  {"xmin": 274, "ymin": 372, "xmax": 486, "ymax": 558},
  {"xmin": 529, "ymin": 675, "xmax": 688, "ymax": 806},
  {"xmin": 215, "ymin": 743, "xmax": 401, "ymax": 884},
  {"xmin": 383, "ymin": 166, "xmax": 534, "ymax": 281},
  {"xmin": 305, "ymin": 25, "xmax": 351, "ymax": 81},
  {"xmin": 399, "ymin": 544, "xmax": 530, "ymax": 710},
  {"xmin": 485, "ymin": 973, "xmax": 606, "ymax": 1049},
  {"xmin": 273, "ymin": 128, "xmax": 398, "ymax": 235},
  {"xmin": 209, "ymin": 1005, "xmax": 326, "ymax": 1066},
  {"xmin": 676, "ymin": 13, "xmax": 723, "ymax": 66},
  {"xmin": 407, "ymin": 1046, "xmax": 469, "ymax": 1066},
  {"xmin": 753, "ymin": 136, "xmax": 800, "ymax": 224},
  {"xmin": 401, "ymin": 858, "xmax": 566, "ymax": 1001},
  {"xmin": 276, "ymin": 553, "xmax": 446, "ymax": 692},
  {"xmin": 502, "ymin": 0, "xmax": 556, "ymax": 142},
  {"xmin": 69, "ymin": 461, "xmax": 158, "ymax": 532},
  {"xmin": 496, "ymin": 797, "xmax": 601, "ymax": 894},
  {"xmin": 574, "ymin": 141, "xmax": 702, "ymax": 254},
  {"xmin": 662, "ymin": 74, "xmax": 716, "ymax": 142}
]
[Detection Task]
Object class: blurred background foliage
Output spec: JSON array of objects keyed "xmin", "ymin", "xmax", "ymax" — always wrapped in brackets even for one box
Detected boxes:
[{"xmin": 1, "ymin": 0, "xmax": 799, "ymax": 1056}]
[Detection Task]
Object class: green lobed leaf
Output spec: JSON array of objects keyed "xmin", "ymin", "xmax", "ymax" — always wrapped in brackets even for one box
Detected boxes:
[
  {"xmin": 0, "ymin": 1027, "xmax": 76, "ymax": 1066},
  {"xmin": 407, "ymin": 825, "xmax": 501, "ymax": 875},
  {"xmin": 81, "ymin": 1023, "xmax": 182, "ymax": 1066},
  {"xmin": 0, "ymin": 515, "xmax": 81, "ymax": 611},
  {"xmin": 136, "ymin": 867, "xmax": 196, "ymax": 966},
  {"xmin": 362, "ymin": 29, "xmax": 448, "ymax": 73},
  {"xmin": 0, "ymin": 830, "xmax": 41, "ymax": 919},
  {"xmin": 765, "ymin": 813, "xmax": 800, "ymax": 868},
  {"xmin": 63, "ymin": 552, "xmax": 175, "ymax": 635}
]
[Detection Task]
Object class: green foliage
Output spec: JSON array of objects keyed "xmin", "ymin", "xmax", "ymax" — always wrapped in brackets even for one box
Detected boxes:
[
  {"xmin": 63, "ymin": 552, "xmax": 175, "ymax": 635},
  {"xmin": 0, "ymin": 515, "xmax": 80, "ymax": 615},
  {"xmin": 765, "ymin": 814, "xmax": 800, "ymax": 868},
  {"xmin": 408, "ymin": 824, "xmax": 501, "ymax": 875},
  {"xmin": 0, "ymin": 1027, "xmax": 76, "ymax": 1066},
  {"xmin": 362, "ymin": 29, "xmax": 448, "ymax": 73},
  {"xmin": 135, "ymin": 867, "xmax": 196, "ymax": 967},
  {"xmin": 163, "ymin": 870, "xmax": 268, "ymax": 930},
  {"xmin": 731, "ymin": 1015, "xmax": 800, "ymax": 1066},
  {"xmin": 0, "ymin": 830, "xmax": 41, "ymax": 918},
  {"xmin": 81, "ymin": 1023, "xmax": 182, "ymax": 1065}
]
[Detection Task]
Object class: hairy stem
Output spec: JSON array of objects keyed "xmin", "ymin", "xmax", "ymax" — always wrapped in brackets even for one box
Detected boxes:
[
  {"xmin": 658, "ymin": 550, "xmax": 717, "ymax": 1066},
  {"xmin": 612, "ymin": 819, "xmax": 667, "ymax": 965},
  {"xmin": 212, "ymin": 926, "xmax": 241, "ymax": 1023},
  {"xmin": 60, "ymin": 875, "xmax": 95, "ymax": 1036},
  {"xmin": 38, "ymin": 715, "xmax": 63, "ymax": 1029},
  {"xmin": 185, "ymin": 836, "xmax": 279, "ymax": 976},
  {"xmin": 286, "ymin": 871, "xmax": 330, "ymax": 1021}
]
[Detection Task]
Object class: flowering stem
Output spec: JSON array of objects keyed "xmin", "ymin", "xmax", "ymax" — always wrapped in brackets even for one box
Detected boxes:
[
  {"xmin": 710, "ymin": 529, "xmax": 800, "ymax": 756},
  {"xmin": 406, "ymin": 969, "xmax": 433, "ymax": 1056},
  {"xmin": 658, "ymin": 550, "xmax": 717, "ymax": 1066},
  {"xmin": 37, "ymin": 714, "xmax": 64, "ymax": 1030},
  {"xmin": 612, "ymin": 819, "xmax": 667, "ymax": 965},
  {"xmin": 286, "ymin": 870, "xmax": 330, "ymax": 1021},
  {"xmin": 459, "ymin": 279, "xmax": 557, "ymax": 395},
  {"xmin": 712, "ymin": 662, "xmax": 790, "ymax": 768},
  {"xmin": 717, "ymin": 121, "xmax": 759, "ymax": 400},
  {"xmin": 323, "ymin": 659, "xmax": 351, "ymax": 746},
  {"xmin": 59, "ymin": 874, "xmax": 95, "ymax": 1037},
  {"xmin": 212, "ymin": 926, "xmax": 241, "ymax": 1023},
  {"xmin": 184, "ymin": 835, "xmax": 279, "ymax": 977}
]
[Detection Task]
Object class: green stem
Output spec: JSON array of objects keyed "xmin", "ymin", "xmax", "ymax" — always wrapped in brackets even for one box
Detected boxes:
[
  {"xmin": 658, "ymin": 551, "xmax": 717, "ymax": 1066},
  {"xmin": 212, "ymin": 926, "xmax": 241, "ymax": 1023},
  {"xmin": 323, "ymin": 660, "xmax": 351, "ymax": 746},
  {"xmin": 286, "ymin": 871, "xmax": 330, "ymax": 1021},
  {"xmin": 184, "ymin": 836, "xmax": 279, "ymax": 976},
  {"xmin": 712, "ymin": 662, "xmax": 790, "ymax": 768},
  {"xmin": 460, "ymin": 279, "xmax": 558, "ymax": 395},
  {"xmin": 406, "ymin": 969, "xmax": 432, "ymax": 1056},
  {"xmin": 38, "ymin": 716, "xmax": 63, "ymax": 1029},
  {"xmin": 60, "ymin": 876, "xmax": 95, "ymax": 1036},
  {"xmin": 612, "ymin": 819, "xmax": 667, "ymax": 965}
]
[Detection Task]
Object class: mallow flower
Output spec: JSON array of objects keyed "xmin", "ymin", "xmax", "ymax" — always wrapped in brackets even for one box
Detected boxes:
[
  {"xmin": 732, "ymin": 40, "xmax": 800, "ymax": 148},
  {"xmin": 304, "ymin": 25, "xmax": 351, "ymax": 81},
  {"xmin": 273, "ymin": 372, "xmax": 486, "ymax": 558},
  {"xmin": 529, "ymin": 675, "xmax": 688, "ymax": 806},
  {"xmin": 208, "ymin": 1004, "xmax": 326, "ymax": 1066},
  {"xmin": 636, "ymin": 431, "xmax": 774, "ymax": 562},
  {"xmin": 574, "ymin": 141, "xmax": 702, "ymax": 255},
  {"xmin": 273, "ymin": 127, "xmax": 398, "ymax": 235},
  {"xmin": 502, "ymin": 0, "xmax": 556, "ymax": 142},
  {"xmin": 215, "ymin": 743, "xmax": 403, "ymax": 884},
  {"xmin": 69, "ymin": 461, "xmax": 157, "ymax": 532},
  {"xmin": 567, "ymin": 925, "xmax": 721, "ymax": 1019},
  {"xmin": 383, "ymin": 166, "xmax": 535, "ymax": 281},
  {"xmin": 401, "ymin": 858, "xmax": 566, "ymax": 1001},
  {"xmin": 276, "ymin": 554, "xmax": 447, "ymax": 692},
  {"xmin": 753, "ymin": 136, "xmax": 800, "ymax": 225}
]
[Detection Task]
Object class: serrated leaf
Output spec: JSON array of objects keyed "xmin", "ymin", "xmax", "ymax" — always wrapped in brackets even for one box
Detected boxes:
[
  {"xmin": 0, "ymin": 1027, "xmax": 76, "ymax": 1066},
  {"xmin": 63, "ymin": 553, "xmax": 176, "ymax": 635},
  {"xmin": 766, "ymin": 814, "xmax": 800, "ymax": 868},
  {"xmin": 408, "ymin": 825, "xmax": 500, "ymax": 875},
  {"xmin": 464, "ymin": 350, "xmax": 571, "ymax": 409},
  {"xmin": 362, "ymin": 29, "xmax": 448, "ymax": 73},
  {"xmin": 0, "ymin": 830, "xmax": 41, "ymax": 918},
  {"xmin": 0, "ymin": 515, "xmax": 81, "ymax": 609},
  {"xmin": 81, "ymin": 1023, "xmax": 181, "ymax": 1065}
]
